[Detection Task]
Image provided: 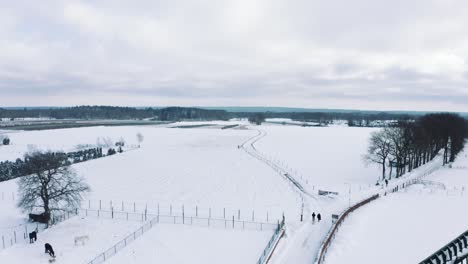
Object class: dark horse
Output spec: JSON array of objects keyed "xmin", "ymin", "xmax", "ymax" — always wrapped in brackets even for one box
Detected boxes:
[
  {"xmin": 29, "ymin": 231, "xmax": 37, "ymax": 243},
  {"xmin": 44, "ymin": 243, "xmax": 55, "ymax": 257}
]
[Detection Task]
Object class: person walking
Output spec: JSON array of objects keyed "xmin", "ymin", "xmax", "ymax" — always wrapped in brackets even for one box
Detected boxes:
[
  {"xmin": 385, "ymin": 179, "xmax": 388, "ymax": 187},
  {"xmin": 317, "ymin": 213, "xmax": 322, "ymax": 222},
  {"xmin": 312, "ymin": 212, "xmax": 316, "ymax": 223}
]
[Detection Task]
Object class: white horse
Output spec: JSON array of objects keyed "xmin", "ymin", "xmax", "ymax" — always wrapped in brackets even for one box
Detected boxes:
[{"xmin": 74, "ymin": 235, "xmax": 89, "ymax": 246}]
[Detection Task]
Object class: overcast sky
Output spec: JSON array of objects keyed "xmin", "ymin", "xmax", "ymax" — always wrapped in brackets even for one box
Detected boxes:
[{"xmin": 1, "ymin": 0, "xmax": 468, "ymax": 111}]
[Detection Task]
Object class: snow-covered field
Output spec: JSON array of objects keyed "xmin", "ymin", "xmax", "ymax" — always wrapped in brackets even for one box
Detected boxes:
[
  {"xmin": 255, "ymin": 125, "xmax": 380, "ymax": 194},
  {"xmin": 325, "ymin": 148, "xmax": 468, "ymax": 264},
  {"xmin": 107, "ymin": 223, "xmax": 273, "ymax": 264},
  {"xmin": 3, "ymin": 120, "xmax": 458, "ymax": 264},
  {"xmin": 0, "ymin": 122, "xmax": 302, "ymax": 263},
  {"xmin": 0, "ymin": 216, "xmax": 142, "ymax": 264}
]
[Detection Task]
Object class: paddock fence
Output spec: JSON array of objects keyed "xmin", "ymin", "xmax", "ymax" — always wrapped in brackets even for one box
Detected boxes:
[
  {"xmin": 0, "ymin": 209, "xmax": 77, "ymax": 251},
  {"xmin": 256, "ymin": 218, "xmax": 286, "ymax": 264},
  {"xmin": 86, "ymin": 216, "xmax": 159, "ymax": 264},
  {"xmin": 419, "ymin": 230, "xmax": 468, "ymax": 264},
  {"xmin": 78, "ymin": 208, "xmax": 278, "ymax": 232},
  {"xmin": 85, "ymin": 210, "xmax": 280, "ymax": 264},
  {"xmin": 81, "ymin": 199, "xmax": 285, "ymax": 224},
  {"xmin": 0, "ymin": 191, "xmax": 16, "ymax": 201}
]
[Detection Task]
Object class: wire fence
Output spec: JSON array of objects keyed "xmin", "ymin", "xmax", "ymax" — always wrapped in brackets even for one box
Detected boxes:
[
  {"xmin": 79, "ymin": 208, "xmax": 278, "ymax": 232},
  {"xmin": 1, "ymin": 191, "xmax": 16, "ymax": 202},
  {"xmin": 0, "ymin": 210, "xmax": 77, "ymax": 251},
  {"xmin": 86, "ymin": 216, "xmax": 158, "ymax": 264},
  {"xmin": 81, "ymin": 199, "xmax": 284, "ymax": 224},
  {"xmin": 256, "ymin": 218, "xmax": 286, "ymax": 264},
  {"xmin": 85, "ymin": 209, "xmax": 279, "ymax": 264}
]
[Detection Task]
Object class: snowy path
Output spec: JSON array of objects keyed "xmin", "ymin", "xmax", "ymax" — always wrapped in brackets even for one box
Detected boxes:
[
  {"xmin": 240, "ymin": 129, "xmax": 313, "ymax": 198},
  {"xmin": 323, "ymin": 152, "xmax": 458, "ymax": 264},
  {"xmin": 239, "ymin": 127, "xmax": 331, "ymax": 264},
  {"xmin": 240, "ymin": 126, "xmax": 450, "ymax": 264}
]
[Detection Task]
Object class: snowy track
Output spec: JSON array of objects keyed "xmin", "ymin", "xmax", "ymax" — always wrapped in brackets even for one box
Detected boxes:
[{"xmin": 240, "ymin": 129, "xmax": 314, "ymax": 199}]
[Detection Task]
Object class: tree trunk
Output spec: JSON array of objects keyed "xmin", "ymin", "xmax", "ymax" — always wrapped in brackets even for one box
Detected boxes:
[{"xmin": 382, "ymin": 159, "xmax": 386, "ymax": 180}]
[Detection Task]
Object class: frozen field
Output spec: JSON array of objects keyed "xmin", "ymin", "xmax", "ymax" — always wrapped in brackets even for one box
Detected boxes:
[
  {"xmin": 0, "ymin": 121, "xmax": 388, "ymax": 264},
  {"xmin": 0, "ymin": 124, "xmax": 302, "ymax": 219},
  {"xmin": 0, "ymin": 216, "xmax": 142, "ymax": 264},
  {"xmin": 255, "ymin": 124, "xmax": 381, "ymax": 194},
  {"xmin": 107, "ymin": 223, "xmax": 273, "ymax": 264},
  {"xmin": 325, "ymin": 147, "xmax": 468, "ymax": 264}
]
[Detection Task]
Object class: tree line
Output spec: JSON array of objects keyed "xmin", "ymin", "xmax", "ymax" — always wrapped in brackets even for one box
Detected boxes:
[
  {"xmin": 0, "ymin": 147, "xmax": 106, "ymax": 182},
  {"xmin": 1, "ymin": 106, "xmax": 423, "ymax": 125},
  {"xmin": 366, "ymin": 113, "xmax": 468, "ymax": 180}
]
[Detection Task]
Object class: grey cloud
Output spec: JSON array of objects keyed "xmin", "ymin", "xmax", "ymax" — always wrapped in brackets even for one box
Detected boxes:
[{"xmin": 0, "ymin": 0, "xmax": 468, "ymax": 111}]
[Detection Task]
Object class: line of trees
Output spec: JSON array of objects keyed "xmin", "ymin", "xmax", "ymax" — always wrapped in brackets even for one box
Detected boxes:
[
  {"xmin": 0, "ymin": 106, "xmax": 426, "ymax": 125},
  {"xmin": 248, "ymin": 113, "xmax": 266, "ymax": 125},
  {"xmin": 0, "ymin": 106, "xmax": 231, "ymax": 121},
  {"xmin": 0, "ymin": 147, "xmax": 104, "ymax": 182},
  {"xmin": 365, "ymin": 113, "xmax": 468, "ymax": 180}
]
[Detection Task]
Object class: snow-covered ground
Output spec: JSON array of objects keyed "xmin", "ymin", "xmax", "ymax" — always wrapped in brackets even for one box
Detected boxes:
[
  {"xmin": 0, "ymin": 216, "xmax": 142, "ymax": 264},
  {"xmin": 325, "ymin": 147, "xmax": 468, "ymax": 264},
  {"xmin": 107, "ymin": 223, "xmax": 273, "ymax": 264},
  {"xmin": 255, "ymin": 124, "xmax": 380, "ymax": 194},
  {"xmin": 0, "ymin": 122, "xmax": 301, "ymax": 263},
  {"xmin": 2, "ymin": 121, "xmax": 432, "ymax": 264}
]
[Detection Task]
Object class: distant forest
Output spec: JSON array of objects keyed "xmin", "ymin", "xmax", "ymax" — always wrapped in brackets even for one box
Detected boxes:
[{"xmin": 0, "ymin": 106, "xmax": 462, "ymax": 124}]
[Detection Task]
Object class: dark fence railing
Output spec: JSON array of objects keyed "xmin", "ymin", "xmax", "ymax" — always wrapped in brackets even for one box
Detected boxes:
[
  {"xmin": 256, "ymin": 218, "xmax": 286, "ymax": 264},
  {"xmin": 315, "ymin": 194, "xmax": 380, "ymax": 264},
  {"xmin": 419, "ymin": 230, "xmax": 468, "ymax": 264}
]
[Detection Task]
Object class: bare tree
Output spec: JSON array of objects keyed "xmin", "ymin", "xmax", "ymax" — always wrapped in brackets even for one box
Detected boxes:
[
  {"xmin": 364, "ymin": 129, "xmax": 391, "ymax": 180},
  {"xmin": 136, "ymin": 132, "xmax": 144, "ymax": 147},
  {"xmin": 17, "ymin": 151, "xmax": 90, "ymax": 224}
]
